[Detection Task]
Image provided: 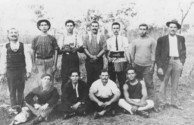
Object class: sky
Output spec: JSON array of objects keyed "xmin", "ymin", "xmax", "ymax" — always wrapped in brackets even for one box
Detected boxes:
[{"xmin": 0, "ymin": 0, "xmax": 194, "ymax": 35}]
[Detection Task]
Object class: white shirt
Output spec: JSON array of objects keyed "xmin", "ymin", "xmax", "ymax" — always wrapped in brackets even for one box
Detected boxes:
[
  {"xmin": 58, "ymin": 32, "xmax": 83, "ymax": 49},
  {"xmin": 106, "ymin": 35, "xmax": 129, "ymax": 63},
  {"xmin": 169, "ymin": 35, "xmax": 179, "ymax": 57},
  {"xmin": 89, "ymin": 79, "xmax": 120, "ymax": 98},
  {"xmin": 0, "ymin": 41, "xmax": 32, "ymax": 74},
  {"xmin": 72, "ymin": 83, "xmax": 79, "ymax": 98}
]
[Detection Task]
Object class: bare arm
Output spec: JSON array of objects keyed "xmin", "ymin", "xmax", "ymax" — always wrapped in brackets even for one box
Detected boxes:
[{"xmin": 139, "ymin": 81, "xmax": 147, "ymax": 105}]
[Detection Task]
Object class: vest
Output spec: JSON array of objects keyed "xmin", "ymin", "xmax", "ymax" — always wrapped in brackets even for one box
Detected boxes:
[
  {"xmin": 127, "ymin": 80, "xmax": 143, "ymax": 99},
  {"xmin": 6, "ymin": 42, "xmax": 26, "ymax": 70}
]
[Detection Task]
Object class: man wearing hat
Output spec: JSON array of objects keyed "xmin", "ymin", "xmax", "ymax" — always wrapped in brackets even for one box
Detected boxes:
[
  {"xmin": 25, "ymin": 73, "xmax": 59, "ymax": 124},
  {"xmin": 0, "ymin": 28, "xmax": 32, "ymax": 111},
  {"xmin": 155, "ymin": 19, "xmax": 186, "ymax": 109},
  {"xmin": 31, "ymin": 19, "xmax": 59, "ymax": 84}
]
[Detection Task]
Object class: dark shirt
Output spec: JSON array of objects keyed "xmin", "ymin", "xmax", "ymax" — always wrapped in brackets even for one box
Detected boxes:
[
  {"xmin": 61, "ymin": 80, "xmax": 88, "ymax": 107},
  {"xmin": 25, "ymin": 86, "xmax": 59, "ymax": 107},
  {"xmin": 126, "ymin": 80, "xmax": 142, "ymax": 99},
  {"xmin": 31, "ymin": 35, "xmax": 59, "ymax": 59},
  {"xmin": 6, "ymin": 42, "xmax": 26, "ymax": 70}
]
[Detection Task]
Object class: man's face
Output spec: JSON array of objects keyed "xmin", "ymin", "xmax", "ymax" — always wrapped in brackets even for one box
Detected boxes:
[
  {"xmin": 39, "ymin": 22, "xmax": 49, "ymax": 33},
  {"xmin": 8, "ymin": 28, "xmax": 19, "ymax": 41},
  {"xmin": 139, "ymin": 26, "xmax": 147, "ymax": 37},
  {"xmin": 127, "ymin": 70, "xmax": 136, "ymax": 81},
  {"xmin": 91, "ymin": 23, "xmax": 99, "ymax": 34},
  {"xmin": 70, "ymin": 72, "xmax": 79, "ymax": 83},
  {"xmin": 168, "ymin": 23, "xmax": 178, "ymax": 36},
  {"xmin": 100, "ymin": 72, "xmax": 109, "ymax": 83},
  {"xmin": 41, "ymin": 76, "xmax": 52, "ymax": 89},
  {"xmin": 66, "ymin": 22, "xmax": 74, "ymax": 34},
  {"xmin": 112, "ymin": 25, "xmax": 120, "ymax": 36}
]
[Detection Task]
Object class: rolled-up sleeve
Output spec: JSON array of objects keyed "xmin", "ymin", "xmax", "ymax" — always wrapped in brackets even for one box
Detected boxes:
[
  {"xmin": 89, "ymin": 82, "xmax": 98, "ymax": 94},
  {"xmin": 110, "ymin": 82, "xmax": 120, "ymax": 96},
  {"xmin": 24, "ymin": 44, "xmax": 32, "ymax": 73}
]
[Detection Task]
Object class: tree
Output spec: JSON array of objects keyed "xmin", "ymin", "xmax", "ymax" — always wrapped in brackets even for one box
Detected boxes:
[{"xmin": 179, "ymin": 1, "xmax": 194, "ymax": 33}]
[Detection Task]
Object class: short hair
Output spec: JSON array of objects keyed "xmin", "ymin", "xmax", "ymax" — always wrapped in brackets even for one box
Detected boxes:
[
  {"xmin": 112, "ymin": 22, "xmax": 120, "ymax": 28},
  {"xmin": 126, "ymin": 67, "xmax": 137, "ymax": 74},
  {"xmin": 139, "ymin": 23, "xmax": 148, "ymax": 30},
  {"xmin": 41, "ymin": 74, "xmax": 52, "ymax": 81},
  {"xmin": 100, "ymin": 69, "xmax": 109, "ymax": 74},
  {"xmin": 65, "ymin": 19, "xmax": 75, "ymax": 26},
  {"xmin": 91, "ymin": 20, "xmax": 99, "ymax": 26},
  {"xmin": 68, "ymin": 68, "xmax": 80, "ymax": 77},
  {"xmin": 7, "ymin": 28, "xmax": 18, "ymax": 33}
]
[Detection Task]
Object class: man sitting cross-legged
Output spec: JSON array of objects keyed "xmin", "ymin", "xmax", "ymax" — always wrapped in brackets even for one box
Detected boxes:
[
  {"xmin": 60, "ymin": 69, "xmax": 88, "ymax": 119},
  {"xmin": 118, "ymin": 67, "xmax": 154, "ymax": 118},
  {"xmin": 89, "ymin": 69, "xmax": 120, "ymax": 119},
  {"xmin": 25, "ymin": 74, "xmax": 59, "ymax": 125}
]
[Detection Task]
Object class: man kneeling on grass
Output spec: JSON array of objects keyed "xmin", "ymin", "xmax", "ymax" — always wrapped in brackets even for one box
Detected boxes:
[
  {"xmin": 60, "ymin": 69, "xmax": 88, "ymax": 119},
  {"xmin": 118, "ymin": 67, "xmax": 154, "ymax": 118},
  {"xmin": 25, "ymin": 74, "xmax": 59, "ymax": 125},
  {"xmin": 89, "ymin": 69, "xmax": 120, "ymax": 119}
]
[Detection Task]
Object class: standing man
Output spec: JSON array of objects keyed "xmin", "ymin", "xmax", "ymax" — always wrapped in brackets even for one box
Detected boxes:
[
  {"xmin": 156, "ymin": 19, "xmax": 186, "ymax": 109},
  {"xmin": 118, "ymin": 68, "xmax": 154, "ymax": 118},
  {"xmin": 131, "ymin": 24, "xmax": 156, "ymax": 98},
  {"xmin": 89, "ymin": 70, "xmax": 120, "ymax": 119},
  {"xmin": 58, "ymin": 19, "xmax": 84, "ymax": 91},
  {"xmin": 31, "ymin": 19, "xmax": 58, "ymax": 82},
  {"xmin": 83, "ymin": 21, "xmax": 107, "ymax": 87},
  {"xmin": 0, "ymin": 28, "xmax": 32, "ymax": 110},
  {"xmin": 106, "ymin": 22, "xmax": 129, "ymax": 97}
]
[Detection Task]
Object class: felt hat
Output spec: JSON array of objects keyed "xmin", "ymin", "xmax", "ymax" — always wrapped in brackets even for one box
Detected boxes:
[
  {"xmin": 37, "ymin": 19, "xmax": 51, "ymax": 30},
  {"xmin": 166, "ymin": 19, "xmax": 181, "ymax": 29}
]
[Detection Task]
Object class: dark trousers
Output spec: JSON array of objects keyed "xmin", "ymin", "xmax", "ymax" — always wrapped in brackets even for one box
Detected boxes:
[
  {"xmin": 108, "ymin": 62, "xmax": 126, "ymax": 98},
  {"xmin": 85, "ymin": 57, "xmax": 103, "ymax": 87},
  {"xmin": 61, "ymin": 52, "xmax": 79, "ymax": 91},
  {"xmin": 134, "ymin": 64, "xmax": 154, "ymax": 98},
  {"xmin": 92, "ymin": 96, "xmax": 117, "ymax": 112},
  {"xmin": 7, "ymin": 68, "xmax": 26, "ymax": 107}
]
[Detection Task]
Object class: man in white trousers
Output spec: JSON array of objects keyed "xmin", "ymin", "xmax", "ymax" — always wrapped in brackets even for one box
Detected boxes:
[{"xmin": 118, "ymin": 67, "xmax": 154, "ymax": 118}]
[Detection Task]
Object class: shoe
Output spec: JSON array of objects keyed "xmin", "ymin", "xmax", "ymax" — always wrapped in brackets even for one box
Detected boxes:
[
  {"xmin": 171, "ymin": 104, "xmax": 183, "ymax": 110},
  {"xmin": 31, "ymin": 116, "xmax": 44, "ymax": 125},
  {"xmin": 136, "ymin": 110, "xmax": 149, "ymax": 118},
  {"xmin": 63, "ymin": 112, "xmax": 76, "ymax": 120},
  {"xmin": 93, "ymin": 112, "xmax": 101, "ymax": 119},
  {"xmin": 110, "ymin": 109, "xmax": 116, "ymax": 117}
]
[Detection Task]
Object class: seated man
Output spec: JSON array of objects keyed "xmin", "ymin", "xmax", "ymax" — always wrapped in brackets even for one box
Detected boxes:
[
  {"xmin": 118, "ymin": 67, "xmax": 154, "ymax": 118},
  {"xmin": 60, "ymin": 69, "xmax": 88, "ymax": 119},
  {"xmin": 25, "ymin": 74, "xmax": 59, "ymax": 124},
  {"xmin": 89, "ymin": 69, "xmax": 120, "ymax": 119}
]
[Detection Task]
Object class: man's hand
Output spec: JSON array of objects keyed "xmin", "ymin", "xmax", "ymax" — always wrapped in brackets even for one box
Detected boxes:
[
  {"xmin": 39, "ymin": 103, "xmax": 49, "ymax": 111},
  {"xmin": 26, "ymin": 72, "xmax": 31, "ymax": 79},
  {"xmin": 62, "ymin": 45, "xmax": 71, "ymax": 52},
  {"xmin": 97, "ymin": 101, "xmax": 104, "ymax": 107},
  {"xmin": 32, "ymin": 65, "xmax": 38, "ymax": 73},
  {"xmin": 34, "ymin": 103, "xmax": 41, "ymax": 109},
  {"xmin": 139, "ymin": 101, "xmax": 147, "ymax": 107},
  {"xmin": 131, "ymin": 106, "xmax": 138, "ymax": 112},
  {"xmin": 104, "ymin": 101, "xmax": 111, "ymax": 107},
  {"xmin": 158, "ymin": 68, "xmax": 164, "ymax": 75},
  {"xmin": 0, "ymin": 74, "xmax": 6, "ymax": 83},
  {"xmin": 71, "ymin": 102, "xmax": 81, "ymax": 110}
]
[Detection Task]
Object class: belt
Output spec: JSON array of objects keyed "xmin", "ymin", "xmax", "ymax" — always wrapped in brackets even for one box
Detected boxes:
[
  {"xmin": 36, "ymin": 56, "xmax": 53, "ymax": 60},
  {"xmin": 170, "ymin": 56, "xmax": 179, "ymax": 60}
]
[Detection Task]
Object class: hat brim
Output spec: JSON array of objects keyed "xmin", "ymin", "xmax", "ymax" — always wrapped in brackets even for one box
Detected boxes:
[
  {"xmin": 166, "ymin": 21, "xmax": 181, "ymax": 29},
  {"xmin": 37, "ymin": 19, "xmax": 51, "ymax": 30}
]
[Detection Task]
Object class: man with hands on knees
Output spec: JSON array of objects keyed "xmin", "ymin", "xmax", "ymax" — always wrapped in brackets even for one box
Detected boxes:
[
  {"xmin": 89, "ymin": 70, "xmax": 120, "ymax": 119},
  {"xmin": 25, "ymin": 74, "xmax": 59, "ymax": 125},
  {"xmin": 118, "ymin": 68, "xmax": 154, "ymax": 118}
]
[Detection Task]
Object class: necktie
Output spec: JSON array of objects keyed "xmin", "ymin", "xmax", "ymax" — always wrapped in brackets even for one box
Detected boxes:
[{"xmin": 116, "ymin": 36, "xmax": 118, "ymax": 51}]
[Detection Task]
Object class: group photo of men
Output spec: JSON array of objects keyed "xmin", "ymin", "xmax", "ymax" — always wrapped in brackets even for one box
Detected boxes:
[{"xmin": 0, "ymin": 16, "xmax": 187, "ymax": 125}]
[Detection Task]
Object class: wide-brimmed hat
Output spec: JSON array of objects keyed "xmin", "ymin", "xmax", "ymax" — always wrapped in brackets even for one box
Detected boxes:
[
  {"xmin": 166, "ymin": 19, "xmax": 181, "ymax": 29},
  {"xmin": 37, "ymin": 19, "xmax": 51, "ymax": 30}
]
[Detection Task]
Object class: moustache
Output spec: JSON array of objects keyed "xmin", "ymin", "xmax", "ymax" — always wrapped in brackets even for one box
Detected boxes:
[
  {"xmin": 11, "ymin": 35, "xmax": 17, "ymax": 37},
  {"xmin": 92, "ymin": 29, "xmax": 98, "ymax": 31}
]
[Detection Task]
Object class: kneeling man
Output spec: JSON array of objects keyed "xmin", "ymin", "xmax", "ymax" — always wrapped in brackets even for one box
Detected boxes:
[
  {"xmin": 118, "ymin": 68, "xmax": 154, "ymax": 118},
  {"xmin": 89, "ymin": 70, "xmax": 120, "ymax": 119},
  {"xmin": 25, "ymin": 74, "xmax": 59, "ymax": 124},
  {"xmin": 60, "ymin": 69, "xmax": 88, "ymax": 119}
]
